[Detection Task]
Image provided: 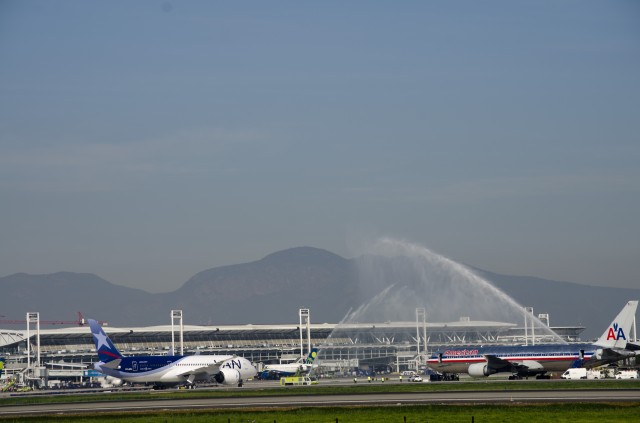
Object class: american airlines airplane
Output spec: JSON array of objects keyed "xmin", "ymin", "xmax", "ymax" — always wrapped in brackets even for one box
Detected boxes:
[
  {"xmin": 88, "ymin": 319, "xmax": 257, "ymax": 388},
  {"xmin": 259, "ymin": 348, "xmax": 318, "ymax": 379},
  {"xmin": 427, "ymin": 300, "xmax": 638, "ymax": 379}
]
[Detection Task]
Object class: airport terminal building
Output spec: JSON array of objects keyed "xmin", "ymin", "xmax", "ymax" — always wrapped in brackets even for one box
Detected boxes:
[{"xmin": 0, "ymin": 310, "xmax": 585, "ymax": 386}]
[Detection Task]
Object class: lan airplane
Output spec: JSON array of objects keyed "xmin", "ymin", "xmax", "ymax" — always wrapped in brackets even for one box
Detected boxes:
[
  {"xmin": 259, "ymin": 348, "xmax": 318, "ymax": 379},
  {"xmin": 88, "ymin": 319, "xmax": 257, "ymax": 388},
  {"xmin": 427, "ymin": 300, "xmax": 638, "ymax": 379}
]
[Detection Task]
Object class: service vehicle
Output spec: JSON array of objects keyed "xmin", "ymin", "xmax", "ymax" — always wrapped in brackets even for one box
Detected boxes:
[
  {"xmin": 561, "ymin": 368, "xmax": 587, "ymax": 380},
  {"xmin": 615, "ymin": 370, "xmax": 638, "ymax": 379}
]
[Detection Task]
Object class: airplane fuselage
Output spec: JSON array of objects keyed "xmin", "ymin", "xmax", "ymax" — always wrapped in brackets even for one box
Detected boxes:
[
  {"xmin": 95, "ymin": 354, "xmax": 254, "ymax": 384},
  {"xmin": 264, "ymin": 363, "xmax": 310, "ymax": 373},
  {"xmin": 427, "ymin": 343, "xmax": 596, "ymax": 375},
  {"xmin": 260, "ymin": 363, "xmax": 311, "ymax": 379}
]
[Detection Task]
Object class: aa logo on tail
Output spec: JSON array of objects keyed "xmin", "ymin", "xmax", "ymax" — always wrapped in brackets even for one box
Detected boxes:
[{"xmin": 606, "ymin": 323, "xmax": 627, "ymax": 341}]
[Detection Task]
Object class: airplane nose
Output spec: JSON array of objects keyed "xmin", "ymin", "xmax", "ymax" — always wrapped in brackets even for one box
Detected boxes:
[{"xmin": 245, "ymin": 358, "xmax": 258, "ymax": 375}]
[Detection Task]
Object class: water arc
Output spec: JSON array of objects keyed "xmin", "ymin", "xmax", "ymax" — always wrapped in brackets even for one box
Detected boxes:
[{"xmin": 316, "ymin": 238, "xmax": 565, "ymax": 369}]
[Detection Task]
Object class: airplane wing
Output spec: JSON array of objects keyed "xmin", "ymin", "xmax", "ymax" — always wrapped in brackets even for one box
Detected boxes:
[
  {"xmin": 625, "ymin": 342, "xmax": 640, "ymax": 351},
  {"xmin": 484, "ymin": 355, "xmax": 515, "ymax": 372},
  {"xmin": 173, "ymin": 355, "xmax": 243, "ymax": 379},
  {"xmin": 584, "ymin": 348, "xmax": 638, "ymax": 369},
  {"xmin": 485, "ymin": 355, "xmax": 545, "ymax": 375},
  {"xmin": 173, "ymin": 361, "xmax": 225, "ymax": 378}
]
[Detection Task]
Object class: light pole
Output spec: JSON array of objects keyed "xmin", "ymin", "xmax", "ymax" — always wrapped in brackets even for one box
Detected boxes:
[
  {"xmin": 299, "ymin": 308, "xmax": 310, "ymax": 357},
  {"xmin": 171, "ymin": 310, "xmax": 184, "ymax": 355},
  {"xmin": 416, "ymin": 308, "xmax": 426, "ymax": 357},
  {"xmin": 26, "ymin": 312, "xmax": 40, "ymax": 374}
]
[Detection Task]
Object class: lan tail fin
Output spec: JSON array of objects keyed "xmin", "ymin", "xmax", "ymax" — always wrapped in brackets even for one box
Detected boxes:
[
  {"xmin": 305, "ymin": 348, "xmax": 318, "ymax": 365},
  {"xmin": 88, "ymin": 319, "xmax": 124, "ymax": 362},
  {"xmin": 595, "ymin": 300, "xmax": 638, "ymax": 349}
]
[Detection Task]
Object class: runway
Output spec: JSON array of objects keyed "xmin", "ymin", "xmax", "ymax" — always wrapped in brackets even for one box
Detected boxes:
[{"xmin": 2, "ymin": 389, "xmax": 640, "ymax": 417}]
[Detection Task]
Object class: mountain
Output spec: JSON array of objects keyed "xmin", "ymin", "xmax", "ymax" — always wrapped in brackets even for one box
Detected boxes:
[
  {"xmin": 161, "ymin": 247, "xmax": 358, "ymax": 325},
  {"xmin": 0, "ymin": 272, "xmax": 161, "ymax": 326},
  {"xmin": 1, "ymin": 247, "xmax": 638, "ymax": 339}
]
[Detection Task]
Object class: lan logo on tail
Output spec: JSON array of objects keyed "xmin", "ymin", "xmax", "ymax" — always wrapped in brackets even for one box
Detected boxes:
[{"xmin": 606, "ymin": 323, "xmax": 627, "ymax": 341}]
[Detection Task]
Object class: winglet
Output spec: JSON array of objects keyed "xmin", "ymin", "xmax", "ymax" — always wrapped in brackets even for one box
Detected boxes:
[
  {"xmin": 88, "ymin": 318, "xmax": 123, "ymax": 362},
  {"xmin": 0, "ymin": 357, "xmax": 5, "ymax": 378},
  {"xmin": 595, "ymin": 301, "xmax": 638, "ymax": 349}
]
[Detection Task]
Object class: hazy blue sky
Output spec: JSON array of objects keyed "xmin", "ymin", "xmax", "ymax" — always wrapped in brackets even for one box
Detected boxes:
[{"xmin": 1, "ymin": 1, "xmax": 639, "ymax": 293}]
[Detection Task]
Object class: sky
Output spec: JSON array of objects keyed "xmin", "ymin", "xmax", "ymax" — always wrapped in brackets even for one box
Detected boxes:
[{"xmin": 1, "ymin": 1, "xmax": 639, "ymax": 293}]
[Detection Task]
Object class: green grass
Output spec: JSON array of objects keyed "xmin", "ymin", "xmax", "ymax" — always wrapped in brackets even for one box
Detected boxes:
[
  {"xmin": 2, "ymin": 403, "xmax": 640, "ymax": 423},
  {"xmin": 2, "ymin": 379, "xmax": 640, "ymax": 407}
]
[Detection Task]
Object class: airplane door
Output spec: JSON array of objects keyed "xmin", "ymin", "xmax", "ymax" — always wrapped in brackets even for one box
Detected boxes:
[
  {"xmin": 438, "ymin": 353, "xmax": 443, "ymax": 364},
  {"xmin": 132, "ymin": 361, "xmax": 138, "ymax": 371},
  {"xmin": 579, "ymin": 350, "xmax": 585, "ymax": 360}
]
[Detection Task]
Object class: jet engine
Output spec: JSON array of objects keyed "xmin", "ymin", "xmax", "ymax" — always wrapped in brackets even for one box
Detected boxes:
[
  {"xmin": 214, "ymin": 368, "xmax": 241, "ymax": 385},
  {"xmin": 468, "ymin": 363, "xmax": 496, "ymax": 378},
  {"xmin": 101, "ymin": 376, "xmax": 123, "ymax": 387}
]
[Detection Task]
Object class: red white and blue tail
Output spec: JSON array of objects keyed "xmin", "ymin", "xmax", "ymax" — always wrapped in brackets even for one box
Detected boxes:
[
  {"xmin": 595, "ymin": 301, "xmax": 638, "ymax": 349},
  {"xmin": 88, "ymin": 319, "xmax": 124, "ymax": 363}
]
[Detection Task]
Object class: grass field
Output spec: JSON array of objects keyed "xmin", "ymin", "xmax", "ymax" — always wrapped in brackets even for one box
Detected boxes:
[
  {"xmin": 1, "ymin": 380, "xmax": 640, "ymax": 422},
  {"xmin": 2, "ymin": 379, "xmax": 640, "ymax": 406},
  {"xmin": 2, "ymin": 403, "xmax": 640, "ymax": 423}
]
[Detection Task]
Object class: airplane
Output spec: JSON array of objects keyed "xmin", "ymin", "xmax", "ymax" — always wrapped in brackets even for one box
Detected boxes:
[
  {"xmin": 427, "ymin": 300, "xmax": 638, "ymax": 379},
  {"xmin": 259, "ymin": 348, "xmax": 318, "ymax": 380},
  {"xmin": 87, "ymin": 319, "xmax": 257, "ymax": 388}
]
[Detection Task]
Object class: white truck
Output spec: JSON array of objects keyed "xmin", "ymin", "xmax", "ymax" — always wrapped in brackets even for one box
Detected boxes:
[
  {"xmin": 561, "ymin": 368, "xmax": 587, "ymax": 380},
  {"xmin": 614, "ymin": 370, "xmax": 638, "ymax": 379},
  {"xmin": 586, "ymin": 369, "xmax": 604, "ymax": 379},
  {"xmin": 561, "ymin": 368, "xmax": 605, "ymax": 380}
]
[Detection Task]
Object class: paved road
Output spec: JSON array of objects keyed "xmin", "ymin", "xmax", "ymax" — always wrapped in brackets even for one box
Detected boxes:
[{"xmin": 2, "ymin": 389, "xmax": 640, "ymax": 417}]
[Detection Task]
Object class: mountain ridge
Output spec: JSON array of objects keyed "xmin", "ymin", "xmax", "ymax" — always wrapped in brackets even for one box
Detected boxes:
[{"xmin": 2, "ymin": 246, "xmax": 637, "ymax": 339}]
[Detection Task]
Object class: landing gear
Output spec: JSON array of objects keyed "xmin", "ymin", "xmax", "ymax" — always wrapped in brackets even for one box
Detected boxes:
[
  {"xmin": 238, "ymin": 379, "xmax": 243, "ymax": 388},
  {"xmin": 508, "ymin": 375, "xmax": 523, "ymax": 380},
  {"xmin": 429, "ymin": 372, "xmax": 459, "ymax": 381}
]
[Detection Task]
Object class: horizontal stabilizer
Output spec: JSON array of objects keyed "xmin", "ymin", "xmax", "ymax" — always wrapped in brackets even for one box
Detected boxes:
[{"xmin": 101, "ymin": 359, "xmax": 122, "ymax": 369}]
